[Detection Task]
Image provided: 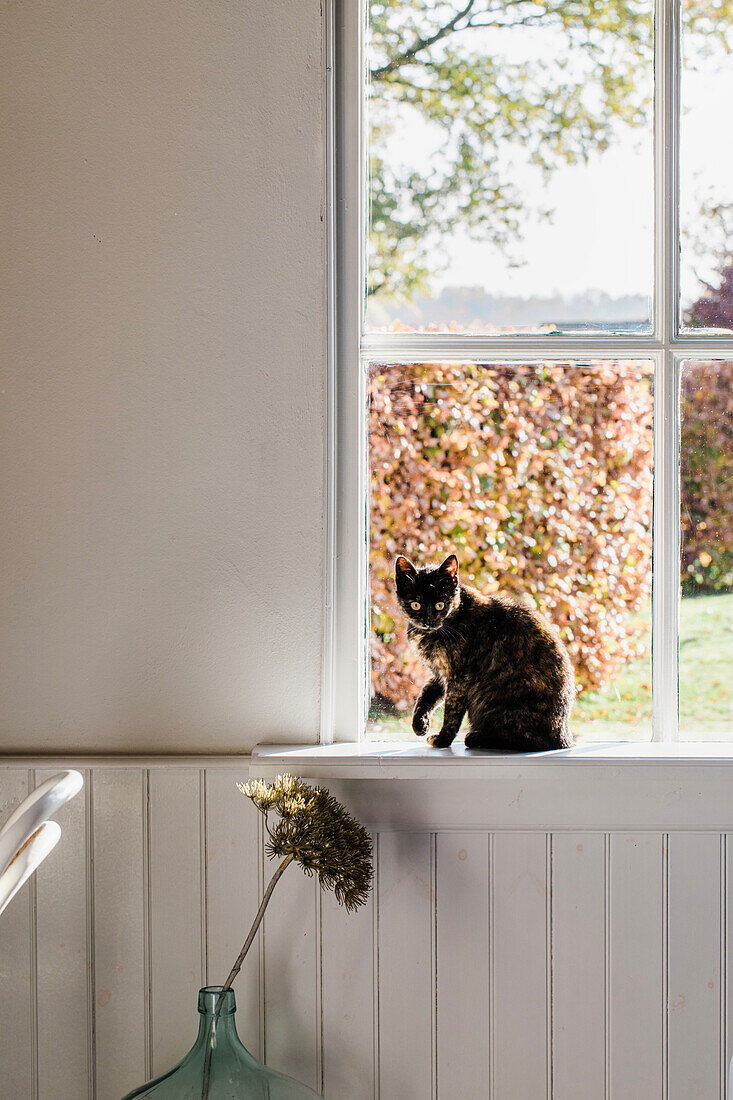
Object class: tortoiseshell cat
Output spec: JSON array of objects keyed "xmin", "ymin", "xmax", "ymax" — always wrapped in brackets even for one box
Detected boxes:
[{"xmin": 395, "ymin": 554, "xmax": 575, "ymax": 751}]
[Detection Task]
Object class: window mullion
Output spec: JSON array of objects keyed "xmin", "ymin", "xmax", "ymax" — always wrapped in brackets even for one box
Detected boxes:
[
  {"xmin": 652, "ymin": 350, "xmax": 680, "ymax": 742},
  {"xmin": 655, "ymin": 0, "xmax": 680, "ymax": 346},
  {"xmin": 652, "ymin": 0, "xmax": 681, "ymax": 742}
]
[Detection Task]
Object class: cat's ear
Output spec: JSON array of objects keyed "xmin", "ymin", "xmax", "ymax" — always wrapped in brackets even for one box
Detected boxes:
[
  {"xmin": 395, "ymin": 556, "xmax": 418, "ymax": 587},
  {"xmin": 439, "ymin": 554, "xmax": 459, "ymax": 584}
]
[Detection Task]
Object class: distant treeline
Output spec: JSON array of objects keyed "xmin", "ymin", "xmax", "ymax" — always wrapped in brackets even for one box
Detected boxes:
[{"xmin": 367, "ymin": 286, "xmax": 649, "ymax": 330}]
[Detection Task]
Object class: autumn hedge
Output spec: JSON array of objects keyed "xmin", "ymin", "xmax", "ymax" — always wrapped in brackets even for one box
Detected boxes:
[
  {"xmin": 681, "ymin": 360, "xmax": 733, "ymax": 594},
  {"xmin": 369, "ymin": 360, "xmax": 655, "ymax": 710}
]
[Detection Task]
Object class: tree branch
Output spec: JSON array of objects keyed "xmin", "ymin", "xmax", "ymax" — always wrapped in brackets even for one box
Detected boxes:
[
  {"xmin": 371, "ymin": 0, "xmax": 478, "ymax": 78},
  {"xmin": 466, "ymin": 13, "xmax": 552, "ymax": 29},
  {"xmin": 370, "ymin": 0, "xmax": 614, "ymax": 82}
]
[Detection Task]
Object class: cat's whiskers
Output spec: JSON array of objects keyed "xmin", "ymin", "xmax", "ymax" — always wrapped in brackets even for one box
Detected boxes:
[{"xmin": 438, "ymin": 621, "xmax": 466, "ymax": 644}]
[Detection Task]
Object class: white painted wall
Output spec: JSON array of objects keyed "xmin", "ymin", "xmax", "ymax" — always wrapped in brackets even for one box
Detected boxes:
[{"xmin": 0, "ymin": 0, "xmax": 326, "ymax": 752}]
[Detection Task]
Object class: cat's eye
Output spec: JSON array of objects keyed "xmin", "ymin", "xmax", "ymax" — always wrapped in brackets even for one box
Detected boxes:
[
  {"xmin": 410, "ymin": 601, "xmax": 421, "ymax": 611},
  {"xmin": 435, "ymin": 602, "xmax": 445, "ymax": 610}
]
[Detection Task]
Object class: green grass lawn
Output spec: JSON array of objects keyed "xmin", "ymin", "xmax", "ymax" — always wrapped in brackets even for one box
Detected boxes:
[
  {"xmin": 368, "ymin": 592, "xmax": 733, "ymax": 743},
  {"xmin": 679, "ymin": 591, "xmax": 733, "ymax": 738},
  {"xmin": 573, "ymin": 605, "xmax": 652, "ymax": 740}
]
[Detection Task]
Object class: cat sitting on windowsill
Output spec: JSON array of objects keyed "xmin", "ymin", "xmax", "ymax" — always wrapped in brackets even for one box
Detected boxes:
[{"xmin": 395, "ymin": 553, "xmax": 575, "ymax": 752}]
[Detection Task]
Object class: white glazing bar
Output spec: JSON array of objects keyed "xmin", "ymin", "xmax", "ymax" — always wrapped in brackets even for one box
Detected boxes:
[
  {"xmin": 653, "ymin": 348, "xmax": 681, "ymax": 743},
  {"xmin": 362, "ymin": 334, "xmax": 662, "ymax": 361},
  {"xmin": 651, "ymin": 0, "xmax": 681, "ymax": 742},
  {"xmin": 673, "ymin": 335, "xmax": 733, "ymax": 352},
  {"xmin": 654, "ymin": 0, "xmax": 674, "ymax": 345},
  {"xmin": 361, "ymin": 333, "xmax": 733, "ymax": 363},
  {"xmin": 660, "ymin": 0, "xmax": 677, "ymax": 345}
]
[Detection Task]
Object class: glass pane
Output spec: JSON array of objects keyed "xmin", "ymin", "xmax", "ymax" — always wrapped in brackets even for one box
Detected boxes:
[
  {"xmin": 368, "ymin": 361, "xmax": 653, "ymax": 743},
  {"xmin": 680, "ymin": 5, "xmax": 733, "ymax": 331},
  {"xmin": 680, "ymin": 361, "xmax": 733, "ymax": 738},
  {"xmin": 366, "ymin": 1, "xmax": 654, "ymax": 334}
]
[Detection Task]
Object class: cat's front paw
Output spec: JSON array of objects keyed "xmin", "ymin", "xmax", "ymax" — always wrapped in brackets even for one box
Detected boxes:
[
  {"xmin": 412, "ymin": 709, "xmax": 430, "ymax": 736},
  {"xmin": 427, "ymin": 732, "xmax": 454, "ymax": 748}
]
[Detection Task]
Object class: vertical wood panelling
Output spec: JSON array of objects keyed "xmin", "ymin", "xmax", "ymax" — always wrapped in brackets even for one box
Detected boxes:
[
  {"xmin": 263, "ymin": 850, "xmax": 320, "ymax": 1091},
  {"xmin": 35, "ymin": 768, "xmax": 90, "ymax": 1099},
  {"xmin": 148, "ymin": 769, "xmax": 204, "ymax": 1077},
  {"xmin": 92, "ymin": 769, "xmax": 147, "ymax": 1099},
  {"xmin": 321, "ymin": 832, "xmax": 376, "ymax": 1100},
  {"xmin": 725, "ymin": 834, "xmax": 733, "ymax": 1100},
  {"xmin": 435, "ymin": 831, "xmax": 490, "ymax": 1098},
  {"xmin": 4, "ymin": 763, "xmax": 733, "ymax": 1100},
  {"xmin": 551, "ymin": 832, "xmax": 606, "ymax": 1100},
  {"xmin": 205, "ymin": 770, "xmax": 262, "ymax": 1058},
  {"xmin": 0, "ymin": 769, "xmax": 34, "ymax": 1099},
  {"xmin": 667, "ymin": 832, "xmax": 722, "ymax": 1100},
  {"xmin": 608, "ymin": 833, "xmax": 664, "ymax": 1100},
  {"xmin": 377, "ymin": 831, "xmax": 434, "ymax": 1100},
  {"xmin": 491, "ymin": 831, "xmax": 549, "ymax": 1100},
  {"xmin": 721, "ymin": 835, "xmax": 728, "ymax": 1100}
]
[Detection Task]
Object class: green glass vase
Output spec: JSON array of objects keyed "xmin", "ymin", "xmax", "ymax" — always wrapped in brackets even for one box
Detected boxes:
[{"xmin": 122, "ymin": 986, "xmax": 321, "ymax": 1099}]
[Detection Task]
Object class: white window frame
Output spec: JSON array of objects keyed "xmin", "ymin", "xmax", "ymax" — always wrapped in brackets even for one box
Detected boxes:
[{"xmin": 321, "ymin": 0, "xmax": 733, "ymax": 745}]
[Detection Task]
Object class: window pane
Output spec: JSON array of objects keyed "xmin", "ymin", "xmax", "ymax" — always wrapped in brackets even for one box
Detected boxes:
[
  {"xmin": 368, "ymin": 361, "xmax": 653, "ymax": 743},
  {"xmin": 680, "ymin": 361, "xmax": 733, "ymax": 738},
  {"xmin": 680, "ymin": 4, "xmax": 733, "ymax": 332},
  {"xmin": 366, "ymin": 1, "xmax": 653, "ymax": 334}
]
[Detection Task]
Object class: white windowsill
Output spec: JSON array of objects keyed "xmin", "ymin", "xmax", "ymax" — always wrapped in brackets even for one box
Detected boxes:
[
  {"xmin": 251, "ymin": 741, "xmax": 733, "ymax": 830},
  {"xmin": 250, "ymin": 739, "xmax": 733, "ymax": 780}
]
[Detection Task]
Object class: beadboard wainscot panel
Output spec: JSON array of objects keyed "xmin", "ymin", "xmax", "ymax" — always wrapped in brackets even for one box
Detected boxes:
[
  {"xmin": 0, "ymin": 769, "xmax": 35, "ymax": 1099},
  {"xmin": 608, "ymin": 833, "xmax": 664, "ymax": 1099},
  {"xmin": 667, "ymin": 832, "xmax": 723, "ymax": 1100},
  {"xmin": 551, "ymin": 833, "xmax": 606, "ymax": 1100},
  {"xmin": 204, "ymin": 770, "xmax": 263, "ymax": 1058},
  {"xmin": 263, "ymin": 844, "xmax": 321, "ymax": 1091},
  {"xmin": 320, "ymin": 830, "xmax": 377, "ymax": 1100},
  {"xmin": 727, "ymin": 836, "xmax": 733, "ymax": 1100},
  {"xmin": 377, "ymin": 830, "xmax": 434, "ymax": 1099},
  {"xmin": 35, "ymin": 767, "xmax": 91, "ymax": 1099},
  {"xmin": 148, "ymin": 769, "xmax": 205, "ymax": 1078},
  {"xmin": 491, "ymin": 831, "xmax": 550, "ymax": 1099},
  {"xmin": 3, "ymin": 753, "xmax": 733, "ymax": 1099},
  {"xmin": 92, "ymin": 769, "xmax": 147, "ymax": 1097},
  {"xmin": 435, "ymin": 831, "xmax": 490, "ymax": 1097}
]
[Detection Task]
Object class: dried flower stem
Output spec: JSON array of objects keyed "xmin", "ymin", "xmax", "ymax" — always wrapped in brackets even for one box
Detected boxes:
[
  {"xmin": 200, "ymin": 853, "xmax": 295, "ymax": 1100},
  {"xmin": 222, "ymin": 852, "xmax": 294, "ymax": 993},
  {"xmin": 200, "ymin": 776, "xmax": 372, "ymax": 1099}
]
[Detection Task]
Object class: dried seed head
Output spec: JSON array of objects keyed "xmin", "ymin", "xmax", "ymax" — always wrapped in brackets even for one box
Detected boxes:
[{"xmin": 238, "ymin": 775, "xmax": 373, "ymax": 911}]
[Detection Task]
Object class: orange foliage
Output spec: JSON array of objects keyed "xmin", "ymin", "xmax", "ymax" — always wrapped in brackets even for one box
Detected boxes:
[
  {"xmin": 681, "ymin": 361, "xmax": 733, "ymax": 593},
  {"xmin": 369, "ymin": 361, "xmax": 654, "ymax": 709}
]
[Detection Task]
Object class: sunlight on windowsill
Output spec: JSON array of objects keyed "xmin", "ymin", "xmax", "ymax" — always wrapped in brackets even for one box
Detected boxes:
[{"xmin": 251, "ymin": 739, "xmax": 733, "ymax": 784}]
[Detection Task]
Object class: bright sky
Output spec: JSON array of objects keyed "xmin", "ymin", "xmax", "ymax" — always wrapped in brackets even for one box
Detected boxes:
[
  {"xmin": 680, "ymin": 60, "xmax": 733, "ymax": 305},
  {"xmin": 372, "ymin": 16, "xmax": 733, "ymax": 310},
  {"xmin": 437, "ymin": 138, "xmax": 653, "ymax": 302}
]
